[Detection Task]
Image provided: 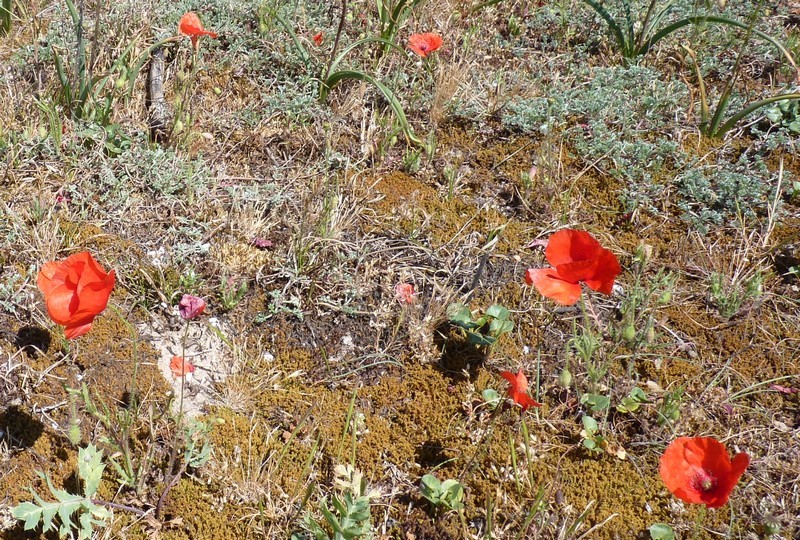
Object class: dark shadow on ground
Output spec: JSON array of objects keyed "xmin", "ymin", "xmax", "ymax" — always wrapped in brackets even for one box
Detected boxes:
[
  {"xmin": 433, "ymin": 323, "xmax": 487, "ymax": 381},
  {"xmin": 0, "ymin": 406, "xmax": 44, "ymax": 450},
  {"xmin": 14, "ymin": 326, "xmax": 51, "ymax": 358}
]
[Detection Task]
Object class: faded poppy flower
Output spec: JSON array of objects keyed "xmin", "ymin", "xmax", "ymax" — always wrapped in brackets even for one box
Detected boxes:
[
  {"xmin": 170, "ymin": 356, "xmax": 196, "ymax": 378},
  {"xmin": 500, "ymin": 369, "xmax": 542, "ymax": 411},
  {"xmin": 524, "ymin": 229, "xmax": 621, "ymax": 306},
  {"xmin": 394, "ymin": 283, "xmax": 416, "ymax": 304},
  {"xmin": 37, "ymin": 252, "xmax": 116, "ymax": 339},
  {"xmin": 408, "ymin": 33, "xmax": 443, "ymax": 58},
  {"xmin": 178, "ymin": 294, "xmax": 206, "ymax": 320},
  {"xmin": 250, "ymin": 237, "xmax": 273, "ymax": 250},
  {"xmin": 179, "ymin": 12, "xmax": 218, "ymax": 48},
  {"xmin": 312, "ymin": 31, "xmax": 324, "ymax": 46},
  {"xmin": 659, "ymin": 437, "xmax": 749, "ymax": 508}
]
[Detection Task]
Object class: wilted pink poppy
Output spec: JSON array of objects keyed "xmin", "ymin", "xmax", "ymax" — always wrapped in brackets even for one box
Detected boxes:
[
  {"xmin": 178, "ymin": 294, "xmax": 206, "ymax": 319},
  {"xmin": 395, "ymin": 283, "xmax": 416, "ymax": 304}
]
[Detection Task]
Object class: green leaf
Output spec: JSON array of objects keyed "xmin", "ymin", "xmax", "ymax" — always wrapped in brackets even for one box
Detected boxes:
[
  {"xmin": 616, "ymin": 397, "xmax": 641, "ymax": 413},
  {"xmin": 447, "ymin": 303, "xmax": 477, "ymax": 328},
  {"xmin": 11, "ymin": 501, "xmax": 42, "ymax": 531},
  {"xmin": 630, "ymin": 387, "xmax": 648, "ymax": 402},
  {"xmin": 485, "ymin": 304, "xmax": 509, "ymax": 320},
  {"xmin": 320, "ymin": 70, "xmax": 423, "ymax": 146},
  {"xmin": 78, "ymin": 444, "xmax": 105, "ymax": 498},
  {"xmin": 581, "ymin": 393, "xmax": 610, "ymax": 412},
  {"xmin": 421, "ymin": 474, "xmax": 441, "ymax": 492},
  {"xmin": 649, "ymin": 523, "xmax": 675, "ymax": 540},
  {"xmin": 582, "ymin": 415, "xmax": 599, "ymax": 434},
  {"xmin": 467, "ymin": 332, "xmax": 496, "ymax": 346},
  {"xmin": 481, "ymin": 388, "xmax": 501, "ymax": 409}
]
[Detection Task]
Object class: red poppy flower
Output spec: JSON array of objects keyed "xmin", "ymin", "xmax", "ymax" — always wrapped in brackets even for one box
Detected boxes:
[
  {"xmin": 37, "ymin": 252, "xmax": 116, "ymax": 339},
  {"xmin": 659, "ymin": 437, "xmax": 749, "ymax": 508},
  {"xmin": 178, "ymin": 294, "xmax": 206, "ymax": 320},
  {"xmin": 179, "ymin": 12, "xmax": 218, "ymax": 48},
  {"xmin": 500, "ymin": 369, "xmax": 542, "ymax": 411},
  {"xmin": 312, "ymin": 32, "xmax": 324, "ymax": 46},
  {"xmin": 170, "ymin": 356, "xmax": 196, "ymax": 378},
  {"xmin": 408, "ymin": 33, "xmax": 443, "ymax": 58},
  {"xmin": 394, "ymin": 283, "xmax": 416, "ymax": 304},
  {"xmin": 524, "ymin": 229, "xmax": 621, "ymax": 305}
]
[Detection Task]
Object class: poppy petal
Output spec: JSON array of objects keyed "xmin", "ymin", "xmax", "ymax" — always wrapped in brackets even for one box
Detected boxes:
[
  {"xmin": 545, "ymin": 229, "xmax": 602, "ymax": 267},
  {"xmin": 525, "ymin": 268, "xmax": 583, "ymax": 305},
  {"xmin": 45, "ymin": 284, "xmax": 78, "ymax": 324},
  {"xmin": 408, "ymin": 33, "xmax": 443, "ymax": 58},
  {"xmin": 660, "ymin": 437, "xmax": 749, "ymax": 508},
  {"xmin": 37, "ymin": 261, "xmax": 64, "ymax": 297},
  {"xmin": 554, "ymin": 259, "xmax": 598, "ymax": 284},
  {"xmin": 64, "ymin": 319, "xmax": 95, "ymax": 340},
  {"xmin": 500, "ymin": 370, "xmax": 519, "ymax": 388},
  {"xmin": 516, "ymin": 393, "xmax": 542, "ymax": 410},
  {"xmin": 73, "ymin": 270, "xmax": 116, "ymax": 317},
  {"xmin": 583, "ymin": 249, "xmax": 621, "ymax": 295},
  {"xmin": 38, "ymin": 252, "xmax": 114, "ymax": 340}
]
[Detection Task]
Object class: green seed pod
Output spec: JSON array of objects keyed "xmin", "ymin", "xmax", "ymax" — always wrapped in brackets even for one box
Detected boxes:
[
  {"xmin": 173, "ymin": 120, "xmax": 184, "ymax": 134},
  {"xmin": 645, "ymin": 326, "xmax": 655, "ymax": 343},
  {"xmin": 622, "ymin": 324, "xmax": 636, "ymax": 342},
  {"xmin": 558, "ymin": 367, "xmax": 572, "ymax": 388},
  {"xmin": 659, "ymin": 291, "xmax": 672, "ymax": 304}
]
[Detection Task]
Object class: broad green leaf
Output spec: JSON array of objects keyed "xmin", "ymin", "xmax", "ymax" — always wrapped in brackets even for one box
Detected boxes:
[
  {"xmin": 649, "ymin": 523, "xmax": 675, "ymax": 540},
  {"xmin": 582, "ymin": 415, "xmax": 599, "ymax": 434},
  {"xmin": 581, "ymin": 393, "xmax": 610, "ymax": 412},
  {"xmin": 485, "ymin": 304, "xmax": 510, "ymax": 320}
]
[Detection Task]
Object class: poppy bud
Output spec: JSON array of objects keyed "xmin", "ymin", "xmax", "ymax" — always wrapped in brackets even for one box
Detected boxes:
[
  {"xmin": 621, "ymin": 324, "xmax": 636, "ymax": 342},
  {"xmin": 645, "ymin": 326, "xmax": 655, "ymax": 343},
  {"xmin": 558, "ymin": 367, "xmax": 572, "ymax": 388}
]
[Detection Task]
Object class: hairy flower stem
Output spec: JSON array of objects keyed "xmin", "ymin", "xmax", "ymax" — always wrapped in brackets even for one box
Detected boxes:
[
  {"xmin": 154, "ymin": 462, "xmax": 186, "ymax": 520},
  {"xmin": 691, "ymin": 505, "xmax": 706, "ymax": 540},
  {"xmin": 155, "ymin": 320, "xmax": 192, "ymax": 520},
  {"xmin": 91, "ymin": 499, "xmax": 148, "ymax": 517}
]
